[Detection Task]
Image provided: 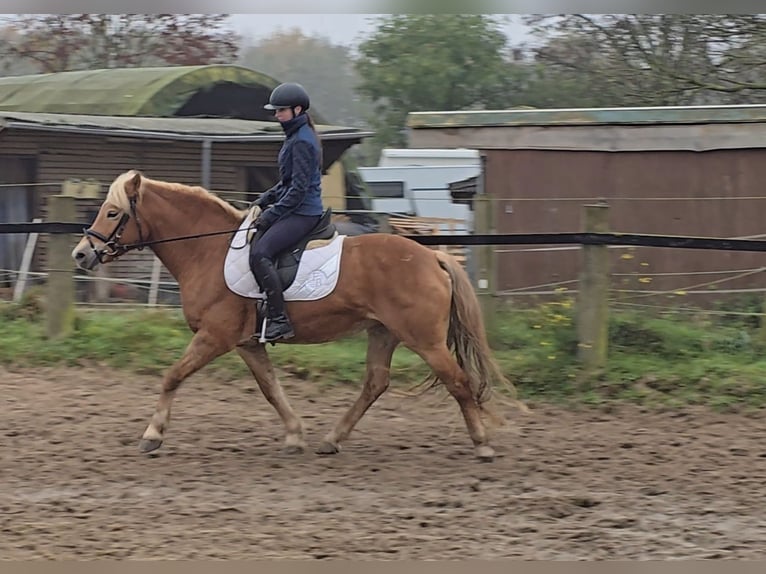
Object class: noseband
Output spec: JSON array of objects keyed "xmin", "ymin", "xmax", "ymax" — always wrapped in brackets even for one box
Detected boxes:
[{"xmin": 83, "ymin": 196, "xmax": 146, "ymax": 264}]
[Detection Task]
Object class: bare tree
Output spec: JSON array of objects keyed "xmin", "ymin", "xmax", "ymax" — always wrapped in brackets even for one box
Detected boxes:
[
  {"xmin": 0, "ymin": 14, "xmax": 239, "ymax": 73},
  {"xmin": 525, "ymin": 14, "xmax": 766, "ymax": 105}
]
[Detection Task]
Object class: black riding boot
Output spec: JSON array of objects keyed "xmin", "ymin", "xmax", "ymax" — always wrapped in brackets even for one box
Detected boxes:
[{"xmin": 250, "ymin": 257, "xmax": 295, "ymax": 342}]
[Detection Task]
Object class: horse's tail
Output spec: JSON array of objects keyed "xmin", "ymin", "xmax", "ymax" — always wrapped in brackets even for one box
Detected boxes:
[{"xmin": 433, "ymin": 251, "xmax": 527, "ymax": 419}]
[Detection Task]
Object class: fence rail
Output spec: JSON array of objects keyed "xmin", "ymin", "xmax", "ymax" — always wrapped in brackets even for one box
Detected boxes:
[
  {"xmin": 6, "ymin": 221, "xmax": 766, "ymax": 253},
  {"xmin": 5, "ymin": 197, "xmax": 766, "ymax": 373}
]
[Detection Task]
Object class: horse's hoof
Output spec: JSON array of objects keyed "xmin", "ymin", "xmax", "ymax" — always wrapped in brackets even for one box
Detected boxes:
[
  {"xmin": 283, "ymin": 444, "xmax": 305, "ymax": 455},
  {"xmin": 475, "ymin": 445, "xmax": 495, "ymax": 462},
  {"xmin": 139, "ymin": 438, "xmax": 163, "ymax": 453},
  {"xmin": 315, "ymin": 441, "xmax": 340, "ymax": 455}
]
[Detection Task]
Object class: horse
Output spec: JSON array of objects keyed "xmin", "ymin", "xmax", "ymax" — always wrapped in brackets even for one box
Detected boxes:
[{"xmin": 71, "ymin": 169, "xmax": 523, "ymax": 461}]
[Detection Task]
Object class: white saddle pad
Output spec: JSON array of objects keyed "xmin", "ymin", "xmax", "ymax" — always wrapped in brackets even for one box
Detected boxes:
[{"xmin": 223, "ymin": 210, "xmax": 345, "ymax": 301}]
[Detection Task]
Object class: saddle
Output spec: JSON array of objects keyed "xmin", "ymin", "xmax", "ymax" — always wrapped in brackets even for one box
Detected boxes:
[{"xmin": 254, "ymin": 207, "xmax": 337, "ymax": 291}]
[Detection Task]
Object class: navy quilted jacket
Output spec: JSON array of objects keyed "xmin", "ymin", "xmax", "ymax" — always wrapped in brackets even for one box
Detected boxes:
[{"xmin": 256, "ymin": 113, "xmax": 324, "ymax": 228}]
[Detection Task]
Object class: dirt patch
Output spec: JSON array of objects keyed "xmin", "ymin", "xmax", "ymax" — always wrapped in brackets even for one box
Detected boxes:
[{"xmin": 1, "ymin": 365, "xmax": 764, "ymax": 559}]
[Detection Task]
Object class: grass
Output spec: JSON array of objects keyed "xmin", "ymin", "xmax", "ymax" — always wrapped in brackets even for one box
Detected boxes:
[{"xmin": 2, "ymin": 289, "xmax": 766, "ymax": 411}]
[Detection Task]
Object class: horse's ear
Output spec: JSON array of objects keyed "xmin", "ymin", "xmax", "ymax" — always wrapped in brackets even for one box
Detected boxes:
[{"xmin": 125, "ymin": 171, "xmax": 142, "ymax": 199}]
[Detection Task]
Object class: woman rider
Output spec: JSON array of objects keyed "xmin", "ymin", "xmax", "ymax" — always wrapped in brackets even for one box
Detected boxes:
[{"xmin": 249, "ymin": 82, "xmax": 325, "ymax": 342}]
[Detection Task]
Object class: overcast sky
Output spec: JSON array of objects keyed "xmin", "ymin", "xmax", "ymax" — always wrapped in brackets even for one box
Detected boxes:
[{"xmin": 229, "ymin": 14, "xmax": 533, "ymax": 47}]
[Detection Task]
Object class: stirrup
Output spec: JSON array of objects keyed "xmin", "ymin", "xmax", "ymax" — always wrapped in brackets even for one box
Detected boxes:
[
  {"xmin": 247, "ymin": 316, "xmax": 274, "ymax": 345},
  {"xmin": 258, "ymin": 316, "xmax": 295, "ymax": 344}
]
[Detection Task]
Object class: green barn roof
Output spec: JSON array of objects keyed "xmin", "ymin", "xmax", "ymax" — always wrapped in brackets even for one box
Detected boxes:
[
  {"xmin": 0, "ymin": 110, "xmax": 372, "ymax": 142},
  {"xmin": 0, "ymin": 64, "xmax": 280, "ymax": 117}
]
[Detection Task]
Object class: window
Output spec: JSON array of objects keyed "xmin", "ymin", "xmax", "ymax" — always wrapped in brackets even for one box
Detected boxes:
[{"xmin": 367, "ymin": 180, "xmax": 404, "ymax": 198}]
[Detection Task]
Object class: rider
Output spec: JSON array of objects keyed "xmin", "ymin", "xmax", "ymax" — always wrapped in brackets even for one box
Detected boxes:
[{"xmin": 249, "ymin": 82, "xmax": 325, "ymax": 342}]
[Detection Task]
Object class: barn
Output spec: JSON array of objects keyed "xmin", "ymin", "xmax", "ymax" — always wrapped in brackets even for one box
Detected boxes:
[
  {"xmin": 0, "ymin": 65, "xmax": 373, "ymax": 295},
  {"xmin": 407, "ymin": 104, "xmax": 766, "ymax": 302}
]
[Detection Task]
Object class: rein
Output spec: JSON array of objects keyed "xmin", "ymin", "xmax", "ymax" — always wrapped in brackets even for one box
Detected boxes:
[
  {"xmin": 84, "ymin": 196, "xmax": 254, "ymax": 262},
  {"xmin": 122, "ymin": 225, "xmax": 254, "ymax": 250}
]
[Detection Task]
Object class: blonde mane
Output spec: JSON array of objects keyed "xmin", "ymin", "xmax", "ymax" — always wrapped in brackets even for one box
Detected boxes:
[
  {"xmin": 106, "ymin": 169, "xmax": 246, "ymax": 219},
  {"xmin": 105, "ymin": 170, "xmax": 141, "ymax": 211}
]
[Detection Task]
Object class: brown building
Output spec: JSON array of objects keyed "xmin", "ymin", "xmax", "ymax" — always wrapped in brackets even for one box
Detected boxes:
[
  {"xmin": 407, "ymin": 105, "xmax": 766, "ymax": 302},
  {"xmin": 0, "ymin": 65, "xmax": 372, "ymax": 296}
]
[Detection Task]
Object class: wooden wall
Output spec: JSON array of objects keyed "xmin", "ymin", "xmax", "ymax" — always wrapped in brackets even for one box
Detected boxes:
[
  {"xmin": 483, "ymin": 148, "xmax": 766, "ymax": 300},
  {"xmin": 0, "ymin": 129, "xmax": 312, "ymax": 301}
]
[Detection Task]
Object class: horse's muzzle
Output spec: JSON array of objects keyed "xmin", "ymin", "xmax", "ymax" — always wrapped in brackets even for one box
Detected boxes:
[{"xmin": 71, "ymin": 241, "xmax": 102, "ymax": 271}]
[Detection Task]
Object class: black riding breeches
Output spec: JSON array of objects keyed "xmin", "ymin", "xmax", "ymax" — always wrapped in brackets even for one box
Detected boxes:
[{"xmin": 249, "ymin": 212, "xmax": 322, "ymax": 265}]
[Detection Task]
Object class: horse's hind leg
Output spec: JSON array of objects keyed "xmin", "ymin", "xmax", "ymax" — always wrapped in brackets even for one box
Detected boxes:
[
  {"xmin": 140, "ymin": 329, "xmax": 231, "ymax": 453},
  {"xmin": 413, "ymin": 343, "xmax": 495, "ymax": 462},
  {"xmin": 316, "ymin": 324, "xmax": 399, "ymax": 455},
  {"xmin": 235, "ymin": 343, "xmax": 306, "ymax": 454}
]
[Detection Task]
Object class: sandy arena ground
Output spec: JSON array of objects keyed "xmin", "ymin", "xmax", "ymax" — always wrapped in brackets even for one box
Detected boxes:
[{"xmin": 1, "ymin": 365, "xmax": 764, "ymax": 560}]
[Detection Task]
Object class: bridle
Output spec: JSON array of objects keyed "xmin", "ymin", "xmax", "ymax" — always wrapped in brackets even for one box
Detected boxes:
[{"xmin": 83, "ymin": 196, "xmax": 146, "ymax": 264}]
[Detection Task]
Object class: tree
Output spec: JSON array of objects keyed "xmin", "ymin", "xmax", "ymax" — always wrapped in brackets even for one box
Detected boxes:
[
  {"xmin": 239, "ymin": 28, "xmax": 373, "ymax": 129},
  {"xmin": 0, "ymin": 14, "xmax": 239, "ymax": 73},
  {"xmin": 525, "ymin": 14, "xmax": 766, "ymax": 107},
  {"xmin": 511, "ymin": 33, "xmax": 660, "ymax": 109},
  {"xmin": 0, "ymin": 24, "xmax": 37, "ymax": 75},
  {"xmin": 355, "ymin": 15, "xmax": 514, "ymax": 153}
]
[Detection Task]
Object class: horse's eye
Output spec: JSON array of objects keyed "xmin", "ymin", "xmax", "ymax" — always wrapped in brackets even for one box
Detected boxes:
[{"xmin": 107, "ymin": 210, "xmax": 119, "ymax": 219}]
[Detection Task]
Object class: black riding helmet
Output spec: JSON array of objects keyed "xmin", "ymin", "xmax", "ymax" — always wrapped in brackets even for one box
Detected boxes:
[{"xmin": 264, "ymin": 82, "xmax": 310, "ymax": 112}]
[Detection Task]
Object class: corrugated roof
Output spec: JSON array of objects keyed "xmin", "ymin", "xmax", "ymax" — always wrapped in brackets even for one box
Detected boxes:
[
  {"xmin": 0, "ymin": 64, "xmax": 278, "ymax": 116},
  {"xmin": 407, "ymin": 104, "xmax": 766, "ymax": 129},
  {"xmin": 0, "ymin": 110, "xmax": 373, "ymax": 142}
]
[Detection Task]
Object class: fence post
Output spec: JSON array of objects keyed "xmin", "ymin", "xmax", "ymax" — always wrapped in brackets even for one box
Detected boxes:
[
  {"xmin": 13, "ymin": 217, "xmax": 42, "ymax": 303},
  {"xmin": 576, "ymin": 202, "xmax": 610, "ymax": 370},
  {"xmin": 473, "ymin": 192, "xmax": 498, "ymax": 338},
  {"xmin": 46, "ymin": 195, "xmax": 77, "ymax": 339},
  {"xmin": 148, "ymin": 255, "xmax": 162, "ymax": 306}
]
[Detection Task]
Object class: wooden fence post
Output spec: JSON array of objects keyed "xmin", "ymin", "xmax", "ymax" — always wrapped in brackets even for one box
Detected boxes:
[
  {"xmin": 148, "ymin": 255, "xmax": 162, "ymax": 306},
  {"xmin": 13, "ymin": 217, "xmax": 41, "ymax": 303},
  {"xmin": 576, "ymin": 202, "xmax": 610, "ymax": 370},
  {"xmin": 473, "ymin": 192, "xmax": 498, "ymax": 339},
  {"xmin": 46, "ymin": 195, "xmax": 77, "ymax": 339}
]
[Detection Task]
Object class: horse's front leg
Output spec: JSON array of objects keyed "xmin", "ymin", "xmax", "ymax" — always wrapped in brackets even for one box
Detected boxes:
[
  {"xmin": 139, "ymin": 329, "xmax": 231, "ymax": 453},
  {"xmin": 235, "ymin": 343, "xmax": 306, "ymax": 454}
]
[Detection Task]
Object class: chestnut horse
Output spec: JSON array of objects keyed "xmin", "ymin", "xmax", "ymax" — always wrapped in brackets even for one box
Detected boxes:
[{"xmin": 71, "ymin": 170, "xmax": 522, "ymax": 461}]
